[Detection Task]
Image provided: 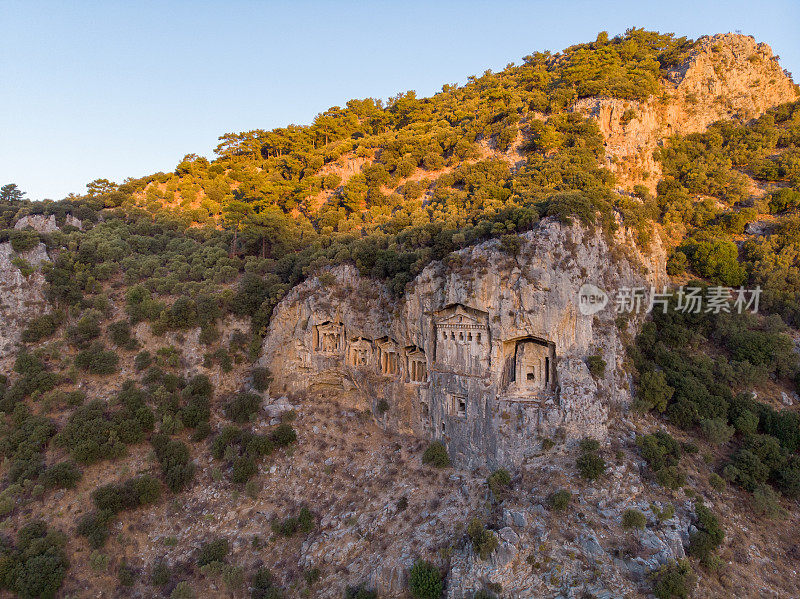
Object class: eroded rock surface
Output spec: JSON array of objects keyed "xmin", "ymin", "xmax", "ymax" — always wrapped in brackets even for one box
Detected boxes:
[
  {"xmin": 573, "ymin": 34, "xmax": 798, "ymax": 191},
  {"xmin": 0, "ymin": 242, "xmax": 50, "ymax": 362},
  {"xmin": 262, "ymin": 218, "xmax": 667, "ymax": 468}
]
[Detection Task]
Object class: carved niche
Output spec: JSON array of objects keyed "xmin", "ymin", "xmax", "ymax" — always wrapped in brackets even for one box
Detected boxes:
[
  {"xmin": 313, "ymin": 321, "xmax": 345, "ymax": 355},
  {"xmin": 405, "ymin": 345, "xmax": 427, "ymax": 383},
  {"xmin": 376, "ymin": 337, "xmax": 401, "ymax": 376},
  {"xmin": 502, "ymin": 336, "xmax": 556, "ymax": 397},
  {"xmin": 446, "ymin": 392, "xmax": 467, "ymax": 417},
  {"xmin": 433, "ymin": 304, "xmax": 490, "ymax": 375},
  {"xmin": 347, "ymin": 337, "xmax": 373, "ymax": 367}
]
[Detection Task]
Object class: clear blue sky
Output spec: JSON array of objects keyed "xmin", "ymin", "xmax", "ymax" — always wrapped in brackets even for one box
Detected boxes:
[{"xmin": 2, "ymin": 0, "xmax": 798, "ymax": 201}]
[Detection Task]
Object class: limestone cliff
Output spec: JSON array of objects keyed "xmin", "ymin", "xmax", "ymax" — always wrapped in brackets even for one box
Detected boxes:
[
  {"xmin": 261, "ymin": 217, "xmax": 667, "ymax": 469},
  {"xmin": 573, "ymin": 33, "xmax": 798, "ymax": 191},
  {"xmin": 0, "ymin": 242, "xmax": 50, "ymax": 364}
]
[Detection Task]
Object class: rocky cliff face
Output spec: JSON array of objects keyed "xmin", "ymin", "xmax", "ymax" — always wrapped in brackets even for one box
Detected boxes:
[
  {"xmin": 262, "ymin": 217, "xmax": 667, "ymax": 469},
  {"xmin": 574, "ymin": 33, "xmax": 798, "ymax": 192},
  {"xmin": 0, "ymin": 242, "xmax": 50, "ymax": 364}
]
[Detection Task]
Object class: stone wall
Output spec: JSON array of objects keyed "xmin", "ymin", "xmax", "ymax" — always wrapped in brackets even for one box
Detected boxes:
[{"xmin": 261, "ymin": 217, "xmax": 667, "ymax": 469}]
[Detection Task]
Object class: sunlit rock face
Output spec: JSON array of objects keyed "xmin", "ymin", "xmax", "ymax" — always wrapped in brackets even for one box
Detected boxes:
[
  {"xmin": 262, "ymin": 216, "xmax": 666, "ymax": 468},
  {"xmin": 573, "ymin": 33, "xmax": 798, "ymax": 193}
]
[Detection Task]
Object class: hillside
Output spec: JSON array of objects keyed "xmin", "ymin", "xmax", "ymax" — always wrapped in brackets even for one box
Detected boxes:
[{"xmin": 0, "ymin": 29, "xmax": 799, "ymax": 599}]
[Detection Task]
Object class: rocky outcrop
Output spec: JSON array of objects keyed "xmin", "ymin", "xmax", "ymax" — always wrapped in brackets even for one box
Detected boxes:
[
  {"xmin": 14, "ymin": 214, "xmax": 59, "ymax": 233},
  {"xmin": 445, "ymin": 490, "xmax": 696, "ymax": 599},
  {"xmin": 0, "ymin": 242, "xmax": 50, "ymax": 362},
  {"xmin": 13, "ymin": 213, "xmax": 82, "ymax": 232},
  {"xmin": 261, "ymin": 217, "xmax": 667, "ymax": 469},
  {"xmin": 573, "ymin": 34, "xmax": 798, "ymax": 192}
]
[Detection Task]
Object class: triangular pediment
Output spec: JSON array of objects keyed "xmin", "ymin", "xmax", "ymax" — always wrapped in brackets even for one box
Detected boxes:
[{"xmin": 434, "ymin": 304, "xmax": 488, "ymax": 327}]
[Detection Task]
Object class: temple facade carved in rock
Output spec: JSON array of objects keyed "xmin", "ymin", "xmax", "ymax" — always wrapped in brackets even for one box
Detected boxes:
[{"xmin": 262, "ymin": 219, "xmax": 666, "ymax": 468}]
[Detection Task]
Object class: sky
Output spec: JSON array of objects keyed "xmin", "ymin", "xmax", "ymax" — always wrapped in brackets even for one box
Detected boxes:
[{"xmin": 2, "ymin": 0, "xmax": 799, "ymax": 201}]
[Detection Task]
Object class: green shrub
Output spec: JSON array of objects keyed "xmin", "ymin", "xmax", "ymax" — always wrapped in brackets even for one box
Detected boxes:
[
  {"xmin": 170, "ymin": 581, "xmax": 196, "ymax": 599},
  {"xmin": 422, "ymin": 441, "xmax": 450, "ymax": 468},
  {"xmin": 751, "ymin": 483, "xmax": 787, "ymax": 519},
  {"xmin": 487, "ymin": 469, "xmax": 512, "ymax": 497},
  {"xmin": 231, "ymin": 456, "xmax": 258, "ymax": 484},
  {"xmin": 2, "ymin": 351, "xmax": 59, "ymax": 408},
  {"xmin": 151, "ymin": 561, "xmax": 170, "ymax": 586},
  {"xmin": 89, "ymin": 549, "xmax": 109, "ymax": 572},
  {"xmin": 75, "ymin": 342, "xmax": 119, "ymax": 375},
  {"xmin": 199, "ymin": 323, "xmax": 220, "ymax": 345},
  {"xmin": 109, "ymin": 320, "xmax": 137, "ymax": 349},
  {"xmin": 723, "ymin": 449, "xmax": 770, "ymax": 492},
  {"xmin": 92, "ymin": 475, "xmax": 161, "ymax": 514},
  {"xmin": 168, "ymin": 296, "xmax": 198, "ymax": 329},
  {"xmin": 637, "ymin": 431, "xmax": 685, "ymax": 488},
  {"xmin": 376, "ymin": 398, "xmax": 389, "ymax": 415},
  {"xmin": 156, "ymin": 346, "xmax": 182, "ymax": 369},
  {"xmin": 345, "ymin": 585, "xmax": 377, "ymax": 599},
  {"xmin": 271, "ymin": 507, "xmax": 314, "ymax": 537},
  {"xmin": 272, "ymin": 516, "xmax": 299, "ymax": 537},
  {"xmin": 224, "ymin": 392, "xmax": 261, "ymax": 423},
  {"xmin": 41, "ymin": 461, "xmax": 82, "ymax": 489},
  {"xmin": 55, "ymin": 400, "xmax": 127, "ymax": 464},
  {"xmin": 192, "ymin": 422, "xmax": 212, "ymax": 442},
  {"xmin": 9, "ymin": 229, "xmax": 40, "ymax": 252},
  {"xmin": 576, "ymin": 441, "xmax": 606, "ymax": 481},
  {"xmin": 775, "ymin": 456, "xmax": 800, "ymax": 498},
  {"xmin": 298, "ymin": 507, "xmax": 315, "ymax": 532},
  {"xmin": 666, "ymin": 251, "xmax": 688, "ymax": 276},
  {"xmin": 270, "ymin": 423, "xmax": 297, "ymax": 447},
  {"xmin": 181, "ymin": 396, "xmax": 210, "ymax": 429},
  {"xmin": 620, "ymin": 108, "xmax": 637, "ymax": 125},
  {"xmin": 622, "ymin": 509, "xmax": 647, "ymax": 530},
  {"xmin": 651, "ymin": 503, "xmax": 675, "ymax": 523},
  {"xmin": 408, "ymin": 560, "xmax": 442, "ymax": 599},
  {"xmin": 708, "ymin": 472, "xmax": 726, "ymax": 492},
  {"xmin": 586, "ymin": 355, "xmax": 606, "ymax": 378},
  {"xmin": 251, "ymin": 567, "xmax": 282, "ymax": 599},
  {"xmin": 11, "ymin": 255, "xmax": 34, "ymax": 276},
  {"xmin": 210, "ymin": 426, "xmax": 242, "ymax": 460},
  {"xmin": 0, "ymin": 520, "xmax": 69, "ymax": 599},
  {"xmin": 651, "ymin": 559, "xmax": 697, "ymax": 599},
  {"xmin": 467, "ymin": 518, "xmax": 499, "ymax": 560},
  {"xmin": 548, "ymin": 489, "xmax": 571, "ymax": 511},
  {"xmin": 197, "ymin": 537, "xmax": 229, "ymax": 566},
  {"xmin": 134, "ymin": 350, "xmax": 153, "ymax": 371},
  {"xmin": 687, "ymin": 503, "xmax": 724, "ymax": 564},
  {"xmin": 125, "ymin": 285, "xmax": 162, "ymax": 323},
  {"xmin": 633, "ymin": 371, "xmax": 673, "ymax": 413},
  {"xmin": 679, "ymin": 236, "xmax": 746, "ymax": 286},
  {"xmin": 251, "ymin": 367, "xmax": 272, "ymax": 392},
  {"xmin": 67, "ymin": 310, "xmax": 102, "ymax": 348},
  {"xmin": 118, "ymin": 561, "xmax": 136, "ymax": 587},
  {"xmin": 500, "ymin": 234, "xmax": 522, "ymax": 256},
  {"xmin": 21, "ymin": 312, "xmax": 63, "ymax": 343},
  {"xmin": 733, "ymin": 410, "xmax": 759, "ymax": 436},
  {"xmin": 77, "ymin": 509, "xmax": 113, "ymax": 548},
  {"xmin": 701, "ymin": 418, "xmax": 734, "ymax": 445},
  {"xmin": 655, "ymin": 466, "xmax": 686, "ymax": 490},
  {"xmin": 151, "ymin": 434, "xmax": 195, "ymax": 492}
]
